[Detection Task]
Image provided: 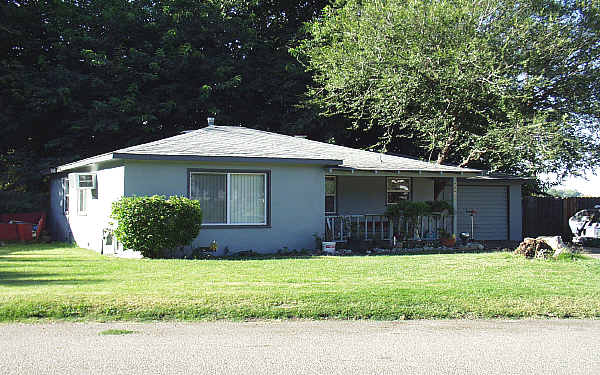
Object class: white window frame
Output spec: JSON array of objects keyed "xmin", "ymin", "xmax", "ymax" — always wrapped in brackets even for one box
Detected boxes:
[
  {"xmin": 77, "ymin": 188, "xmax": 89, "ymax": 216},
  {"xmin": 386, "ymin": 177, "xmax": 411, "ymax": 205},
  {"xmin": 62, "ymin": 177, "xmax": 70, "ymax": 215},
  {"xmin": 325, "ymin": 176, "xmax": 337, "ymax": 215},
  {"xmin": 76, "ymin": 174, "xmax": 96, "ymax": 189},
  {"xmin": 189, "ymin": 171, "xmax": 268, "ymax": 226}
]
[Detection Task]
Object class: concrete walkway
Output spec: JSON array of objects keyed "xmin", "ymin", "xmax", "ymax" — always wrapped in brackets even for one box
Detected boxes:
[{"xmin": 1, "ymin": 320, "xmax": 599, "ymax": 374}]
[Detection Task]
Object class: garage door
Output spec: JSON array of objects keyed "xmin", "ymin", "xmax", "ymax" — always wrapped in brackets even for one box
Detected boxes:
[{"xmin": 457, "ymin": 186, "xmax": 508, "ymax": 240}]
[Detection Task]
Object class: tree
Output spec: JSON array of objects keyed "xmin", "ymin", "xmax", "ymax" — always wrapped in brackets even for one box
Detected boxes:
[
  {"xmin": 293, "ymin": 0, "xmax": 600, "ymax": 177},
  {"xmin": 546, "ymin": 188, "xmax": 582, "ymax": 198},
  {"xmin": 0, "ymin": 0, "xmax": 334, "ymax": 193}
]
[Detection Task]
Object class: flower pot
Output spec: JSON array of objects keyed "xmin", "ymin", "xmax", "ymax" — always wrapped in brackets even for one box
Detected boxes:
[{"xmin": 440, "ymin": 237, "xmax": 456, "ymax": 247}]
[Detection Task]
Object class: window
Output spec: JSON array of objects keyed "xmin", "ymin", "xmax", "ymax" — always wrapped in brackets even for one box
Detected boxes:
[
  {"xmin": 77, "ymin": 174, "xmax": 96, "ymax": 189},
  {"xmin": 62, "ymin": 177, "xmax": 70, "ymax": 215},
  {"xmin": 189, "ymin": 171, "xmax": 268, "ymax": 225},
  {"xmin": 387, "ymin": 177, "xmax": 410, "ymax": 204},
  {"xmin": 325, "ymin": 176, "xmax": 336, "ymax": 214},
  {"xmin": 78, "ymin": 188, "xmax": 88, "ymax": 216}
]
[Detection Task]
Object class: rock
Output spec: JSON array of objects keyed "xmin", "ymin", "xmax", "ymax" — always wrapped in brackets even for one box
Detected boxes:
[
  {"xmin": 514, "ymin": 237, "xmax": 563, "ymax": 259},
  {"xmin": 536, "ymin": 236, "xmax": 569, "ymax": 258},
  {"xmin": 472, "ymin": 243, "xmax": 485, "ymax": 251}
]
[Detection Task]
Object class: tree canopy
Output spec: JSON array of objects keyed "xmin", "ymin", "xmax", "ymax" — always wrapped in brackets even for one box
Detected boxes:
[
  {"xmin": 546, "ymin": 188, "xmax": 583, "ymax": 198},
  {"xmin": 0, "ymin": 0, "xmax": 335, "ymax": 191},
  {"xmin": 1, "ymin": 0, "xmax": 599, "ymax": 197},
  {"xmin": 293, "ymin": 0, "xmax": 600, "ymax": 177}
]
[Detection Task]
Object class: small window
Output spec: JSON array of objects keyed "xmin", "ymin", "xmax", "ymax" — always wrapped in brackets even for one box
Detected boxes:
[
  {"xmin": 62, "ymin": 177, "xmax": 70, "ymax": 215},
  {"xmin": 77, "ymin": 174, "xmax": 96, "ymax": 189},
  {"xmin": 78, "ymin": 188, "xmax": 88, "ymax": 216},
  {"xmin": 325, "ymin": 176, "xmax": 337, "ymax": 214},
  {"xmin": 387, "ymin": 177, "xmax": 410, "ymax": 204}
]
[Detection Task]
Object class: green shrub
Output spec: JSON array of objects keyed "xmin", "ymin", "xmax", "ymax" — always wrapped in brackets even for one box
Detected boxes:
[
  {"xmin": 385, "ymin": 201, "xmax": 435, "ymax": 239},
  {"xmin": 111, "ymin": 195, "xmax": 202, "ymax": 258},
  {"xmin": 426, "ymin": 200, "xmax": 454, "ymax": 215}
]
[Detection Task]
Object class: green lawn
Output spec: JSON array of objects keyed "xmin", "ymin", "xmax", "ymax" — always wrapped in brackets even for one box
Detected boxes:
[{"xmin": 1, "ymin": 243, "xmax": 600, "ymax": 321}]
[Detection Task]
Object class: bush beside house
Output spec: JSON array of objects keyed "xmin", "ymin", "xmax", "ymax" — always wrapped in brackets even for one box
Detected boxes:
[{"xmin": 111, "ymin": 196, "xmax": 202, "ymax": 258}]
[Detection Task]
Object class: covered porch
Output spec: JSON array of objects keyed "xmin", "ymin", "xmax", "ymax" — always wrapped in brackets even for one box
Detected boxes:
[{"xmin": 324, "ymin": 170, "xmax": 461, "ymax": 244}]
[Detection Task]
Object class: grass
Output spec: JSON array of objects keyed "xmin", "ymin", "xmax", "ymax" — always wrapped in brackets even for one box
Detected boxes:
[
  {"xmin": 99, "ymin": 329, "xmax": 135, "ymax": 335},
  {"xmin": 1, "ymin": 243, "xmax": 599, "ymax": 321}
]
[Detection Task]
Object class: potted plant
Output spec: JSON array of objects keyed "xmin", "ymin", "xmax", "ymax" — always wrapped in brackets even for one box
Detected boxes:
[
  {"xmin": 385, "ymin": 201, "xmax": 432, "ymax": 240},
  {"xmin": 439, "ymin": 229, "xmax": 456, "ymax": 247}
]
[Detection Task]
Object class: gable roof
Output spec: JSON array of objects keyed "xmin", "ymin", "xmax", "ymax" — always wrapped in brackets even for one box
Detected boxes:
[{"xmin": 55, "ymin": 125, "xmax": 480, "ymax": 174}]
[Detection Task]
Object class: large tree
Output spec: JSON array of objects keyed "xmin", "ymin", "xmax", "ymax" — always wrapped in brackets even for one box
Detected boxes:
[
  {"xmin": 293, "ymin": 0, "xmax": 600, "ymax": 177},
  {"xmin": 0, "ymin": 0, "xmax": 334, "ymax": 192}
]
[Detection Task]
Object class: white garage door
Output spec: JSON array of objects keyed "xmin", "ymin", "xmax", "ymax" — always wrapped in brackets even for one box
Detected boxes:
[{"xmin": 457, "ymin": 186, "xmax": 508, "ymax": 240}]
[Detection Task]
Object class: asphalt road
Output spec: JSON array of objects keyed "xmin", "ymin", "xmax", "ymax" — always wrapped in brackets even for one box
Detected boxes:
[{"xmin": 1, "ymin": 320, "xmax": 599, "ymax": 375}]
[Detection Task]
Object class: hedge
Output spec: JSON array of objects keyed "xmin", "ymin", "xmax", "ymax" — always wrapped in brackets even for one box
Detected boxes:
[{"xmin": 111, "ymin": 195, "xmax": 202, "ymax": 258}]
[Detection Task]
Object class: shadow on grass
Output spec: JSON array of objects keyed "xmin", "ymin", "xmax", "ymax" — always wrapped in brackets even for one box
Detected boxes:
[
  {"xmin": 0, "ymin": 271, "xmax": 105, "ymax": 286},
  {"xmin": 0, "ymin": 257, "xmax": 101, "ymax": 263},
  {"xmin": 0, "ymin": 242, "xmax": 75, "ymax": 256}
]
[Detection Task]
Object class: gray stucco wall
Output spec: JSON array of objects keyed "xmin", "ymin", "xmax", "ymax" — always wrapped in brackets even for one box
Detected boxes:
[
  {"xmin": 336, "ymin": 176, "xmax": 386, "ymax": 215},
  {"xmin": 336, "ymin": 176, "xmax": 435, "ymax": 215},
  {"xmin": 412, "ymin": 178, "xmax": 435, "ymax": 202},
  {"xmin": 48, "ymin": 166, "xmax": 125, "ymax": 250},
  {"xmin": 124, "ymin": 160, "xmax": 324, "ymax": 254}
]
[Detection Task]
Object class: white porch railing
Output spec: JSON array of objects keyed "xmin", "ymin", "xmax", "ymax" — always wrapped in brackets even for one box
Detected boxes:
[
  {"xmin": 325, "ymin": 215, "xmax": 393, "ymax": 242},
  {"xmin": 325, "ymin": 214, "xmax": 454, "ymax": 242}
]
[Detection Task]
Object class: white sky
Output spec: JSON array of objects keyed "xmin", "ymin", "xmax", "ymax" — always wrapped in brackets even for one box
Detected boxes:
[{"xmin": 542, "ymin": 168, "xmax": 600, "ymax": 196}]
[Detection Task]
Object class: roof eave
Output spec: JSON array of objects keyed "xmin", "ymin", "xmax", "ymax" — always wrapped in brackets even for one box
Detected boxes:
[
  {"xmin": 466, "ymin": 175, "xmax": 534, "ymax": 182},
  {"xmin": 54, "ymin": 153, "xmax": 115, "ymax": 173},
  {"xmin": 327, "ymin": 166, "xmax": 481, "ymax": 177},
  {"xmin": 112, "ymin": 153, "xmax": 343, "ymax": 166}
]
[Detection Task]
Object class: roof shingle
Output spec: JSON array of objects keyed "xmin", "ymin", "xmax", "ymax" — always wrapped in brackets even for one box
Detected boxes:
[{"xmin": 62, "ymin": 126, "xmax": 480, "ymax": 173}]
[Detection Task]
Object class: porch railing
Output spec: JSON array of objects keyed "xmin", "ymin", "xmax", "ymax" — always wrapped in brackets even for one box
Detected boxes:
[
  {"xmin": 325, "ymin": 215, "xmax": 393, "ymax": 242},
  {"xmin": 325, "ymin": 214, "xmax": 453, "ymax": 243}
]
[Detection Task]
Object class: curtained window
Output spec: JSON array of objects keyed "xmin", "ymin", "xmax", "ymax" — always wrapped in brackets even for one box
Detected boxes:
[{"xmin": 189, "ymin": 171, "xmax": 267, "ymax": 225}]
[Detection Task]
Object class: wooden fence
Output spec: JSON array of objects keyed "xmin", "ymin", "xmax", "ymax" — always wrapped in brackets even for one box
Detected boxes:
[{"xmin": 523, "ymin": 196, "xmax": 600, "ymax": 241}]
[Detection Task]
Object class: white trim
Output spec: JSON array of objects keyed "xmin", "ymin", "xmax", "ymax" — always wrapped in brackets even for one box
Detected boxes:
[
  {"xmin": 56, "ymin": 153, "xmax": 114, "ymax": 172},
  {"xmin": 62, "ymin": 177, "xmax": 70, "ymax": 215},
  {"xmin": 76, "ymin": 173, "xmax": 97, "ymax": 189},
  {"xmin": 77, "ymin": 189, "xmax": 88, "ymax": 216},
  {"xmin": 327, "ymin": 169, "xmax": 480, "ymax": 177},
  {"xmin": 189, "ymin": 171, "xmax": 268, "ymax": 226}
]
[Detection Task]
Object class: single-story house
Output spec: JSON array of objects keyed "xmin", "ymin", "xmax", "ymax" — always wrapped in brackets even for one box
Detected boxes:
[{"xmin": 48, "ymin": 122, "xmax": 525, "ymax": 255}]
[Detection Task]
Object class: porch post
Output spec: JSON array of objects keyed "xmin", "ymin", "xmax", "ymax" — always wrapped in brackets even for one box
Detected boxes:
[{"xmin": 452, "ymin": 177, "xmax": 458, "ymax": 236}]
